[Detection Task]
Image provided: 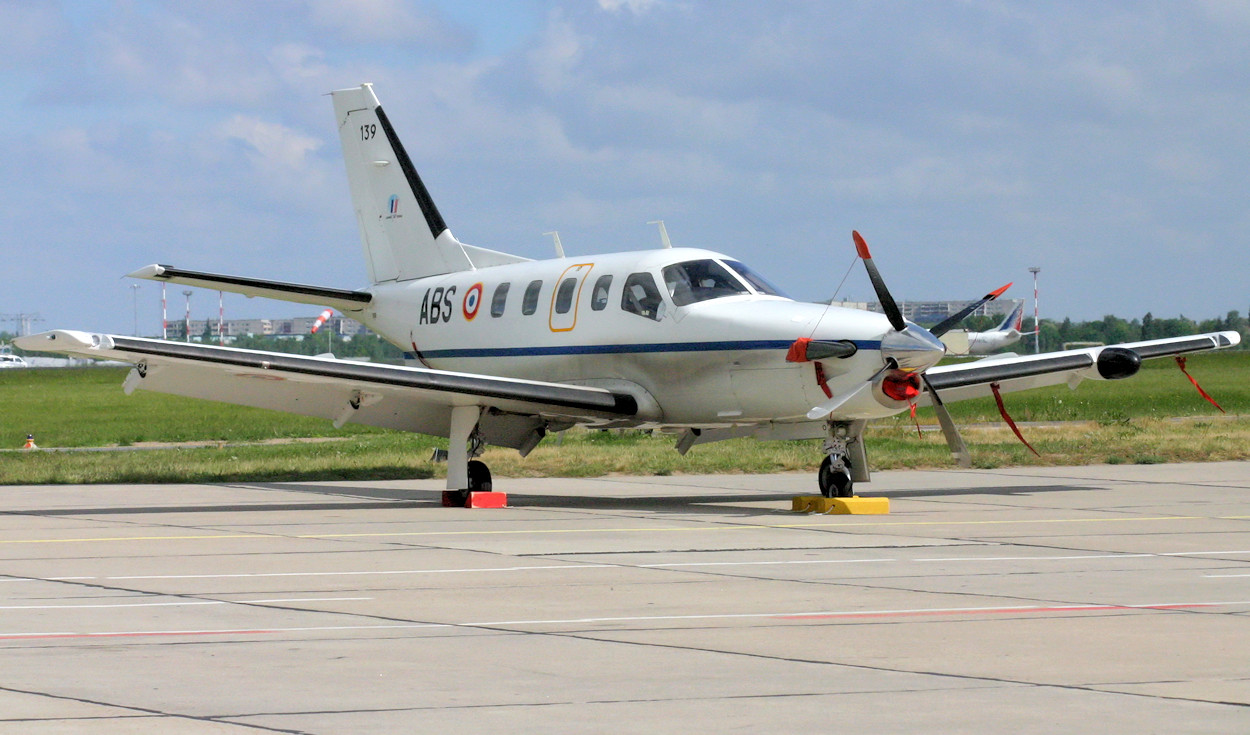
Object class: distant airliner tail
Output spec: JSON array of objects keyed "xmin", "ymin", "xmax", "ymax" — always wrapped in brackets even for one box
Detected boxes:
[
  {"xmin": 996, "ymin": 302, "xmax": 1025, "ymax": 332},
  {"xmin": 330, "ymin": 84, "xmax": 526, "ymax": 284}
]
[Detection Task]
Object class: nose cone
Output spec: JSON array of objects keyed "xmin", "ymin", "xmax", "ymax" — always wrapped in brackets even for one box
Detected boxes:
[{"xmin": 881, "ymin": 324, "xmax": 946, "ymax": 372}]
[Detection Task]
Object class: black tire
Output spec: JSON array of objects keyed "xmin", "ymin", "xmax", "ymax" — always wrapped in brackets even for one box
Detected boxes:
[
  {"xmin": 467, "ymin": 459, "xmax": 492, "ymax": 493},
  {"xmin": 818, "ymin": 455, "xmax": 854, "ymax": 498}
]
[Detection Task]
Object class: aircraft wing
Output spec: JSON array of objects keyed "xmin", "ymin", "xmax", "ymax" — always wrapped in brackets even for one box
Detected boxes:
[
  {"xmin": 128, "ymin": 264, "xmax": 373, "ymax": 314},
  {"xmin": 920, "ymin": 331, "xmax": 1240, "ymax": 405},
  {"xmin": 14, "ymin": 331, "xmax": 640, "ymax": 450}
]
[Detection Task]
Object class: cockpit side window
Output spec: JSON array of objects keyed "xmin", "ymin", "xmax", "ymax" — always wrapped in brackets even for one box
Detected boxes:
[
  {"xmin": 724, "ymin": 260, "xmax": 787, "ymax": 298},
  {"xmin": 661, "ymin": 259, "xmax": 751, "ymax": 306},
  {"xmin": 621, "ymin": 272, "xmax": 664, "ymax": 320}
]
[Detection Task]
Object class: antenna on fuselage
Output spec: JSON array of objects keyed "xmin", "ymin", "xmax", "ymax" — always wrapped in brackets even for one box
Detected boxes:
[
  {"xmin": 544, "ymin": 231, "xmax": 565, "ymax": 258},
  {"xmin": 647, "ymin": 220, "xmax": 673, "ymax": 249}
]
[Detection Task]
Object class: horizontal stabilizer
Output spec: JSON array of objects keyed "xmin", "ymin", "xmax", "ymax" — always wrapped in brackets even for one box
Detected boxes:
[{"xmin": 128, "ymin": 264, "xmax": 372, "ymax": 313}]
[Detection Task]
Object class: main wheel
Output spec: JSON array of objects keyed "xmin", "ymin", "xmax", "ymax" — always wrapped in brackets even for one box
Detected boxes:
[
  {"xmin": 467, "ymin": 459, "xmax": 492, "ymax": 493},
  {"xmin": 818, "ymin": 456, "xmax": 854, "ymax": 498}
]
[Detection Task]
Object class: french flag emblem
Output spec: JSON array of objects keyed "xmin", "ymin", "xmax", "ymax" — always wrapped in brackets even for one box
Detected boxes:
[{"xmin": 388, "ymin": 195, "xmax": 399, "ymax": 215}]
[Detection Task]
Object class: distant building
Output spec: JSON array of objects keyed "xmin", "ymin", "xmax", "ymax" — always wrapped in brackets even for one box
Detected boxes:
[
  {"xmin": 165, "ymin": 315, "xmax": 371, "ymax": 341},
  {"xmin": 860, "ymin": 298, "xmax": 1022, "ymax": 325}
]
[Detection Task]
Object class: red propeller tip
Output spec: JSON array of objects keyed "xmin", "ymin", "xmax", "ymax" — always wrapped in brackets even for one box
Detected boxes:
[
  {"xmin": 988, "ymin": 282, "xmax": 1012, "ymax": 299},
  {"xmin": 852, "ymin": 230, "xmax": 871, "ymax": 259}
]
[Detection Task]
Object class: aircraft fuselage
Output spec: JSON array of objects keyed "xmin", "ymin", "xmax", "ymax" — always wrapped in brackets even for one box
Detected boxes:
[{"xmin": 360, "ymin": 247, "xmax": 912, "ymax": 427}]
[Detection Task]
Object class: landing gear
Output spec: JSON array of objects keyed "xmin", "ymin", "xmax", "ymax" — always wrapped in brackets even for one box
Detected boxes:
[
  {"xmin": 445, "ymin": 405, "xmax": 490, "ymax": 506},
  {"xmin": 448, "ymin": 458, "xmax": 492, "ymax": 507},
  {"xmin": 467, "ymin": 459, "xmax": 492, "ymax": 493},
  {"xmin": 818, "ymin": 420, "xmax": 867, "ymax": 498},
  {"xmin": 818, "ymin": 455, "xmax": 853, "ymax": 498}
]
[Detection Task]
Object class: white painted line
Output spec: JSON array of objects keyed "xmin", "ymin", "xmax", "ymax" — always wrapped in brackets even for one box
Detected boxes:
[
  {"xmin": 103, "ymin": 565, "xmax": 617, "ymax": 581},
  {"xmin": 5, "ymin": 600, "xmax": 1249, "ymax": 642},
  {"xmin": 20, "ymin": 550, "xmax": 1250, "ymax": 584},
  {"xmin": 1203, "ymin": 574, "xmax": 1250, "ymax": 578},
  {"xmin": 0, "ymin": 597, "xmax": 372, "ymax": 610},
  {"xmin": 917, "ymin": 554, "xmax": 1155, "ymax": 562},
  {"xmin": 639, "ymin": 558, "xmax": 896, "ymax": 568}
]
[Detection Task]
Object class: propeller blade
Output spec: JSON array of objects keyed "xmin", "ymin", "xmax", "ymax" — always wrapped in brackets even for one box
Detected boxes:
[
  {"xmin": 929, "ymin": 282, "xmax": 1012, "ymax": 338},
  {"xmin": 806, "ymin": 381, "xmax": 870, "ymax": 420},
  {"xmin": 853, "ymin": 230, "xmax": 907, "ymax": 332},
  {"xmin": 806, "ymin": 360, "xmax": 895, "ymax": 420},
  {"xmin": 921, "ymin": 373, "xmax": 971, "ymax": 468}
]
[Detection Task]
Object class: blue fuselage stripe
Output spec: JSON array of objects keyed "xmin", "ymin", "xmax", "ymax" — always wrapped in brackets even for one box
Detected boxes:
[{"xmin": 408, "ymin": 339, "xmax": 882, "ymax": 360}]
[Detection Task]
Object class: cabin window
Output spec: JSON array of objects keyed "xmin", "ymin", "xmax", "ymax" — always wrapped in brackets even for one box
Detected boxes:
[
  {"xmin": 724, "ymin": 260, "xmax": 787, "ymax": 297},
  {"xmin": 591, "ymin": 275, "xmax": 612, "ymax": 311},
  {"xmin": 490, "ymin": 282, "xmax": 510, "ymax": 317},
  {"xmin": 522, "ymin": 280, "xmax": 543, "ymax": 315},
  {"xmin": 661, "ymin": 259, "xmax": 751, "ymax": 306},
  {"xmin": 621, "ymin": 272, "xmax": 664, "ymax": 320},
  {"xmin": 554, "ymin": 277, "xmax": 578, "ymax": 314}
]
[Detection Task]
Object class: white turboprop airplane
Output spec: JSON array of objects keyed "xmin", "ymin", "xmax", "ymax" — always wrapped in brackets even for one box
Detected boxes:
[
  {"xmin": 940, "ymin": 301, "xmax": 1032, "ymax": 356},
  {"xmin": 17, "ymin": 84, "xmax": 1240, "ymax": 502}
]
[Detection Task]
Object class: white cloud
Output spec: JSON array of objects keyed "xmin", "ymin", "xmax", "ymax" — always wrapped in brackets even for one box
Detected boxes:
[
  {"xmin": 597, "ymin": 0, "xmax": 663, "ymax": 15},
  {"xmin": 218, "ymin": 115, "xmax": 323, "ymax": 171},
  {"xmin": 528, "ymin": 11, "xmax": 587, "ymax": 94},
  {"xmin": 308, "ymin": 0, "xmax": 468, "ymax": 46}
]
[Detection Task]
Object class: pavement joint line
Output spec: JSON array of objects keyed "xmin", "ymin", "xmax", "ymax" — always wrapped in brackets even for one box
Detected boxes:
[{"xmin": 5, "ymin": 514, "xmax": 1249, "ymax": 545}]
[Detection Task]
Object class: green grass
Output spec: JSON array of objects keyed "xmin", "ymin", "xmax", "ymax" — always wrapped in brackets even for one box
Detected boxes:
[{"xmin": 1, "ymin": 350, "xmax": 1246, "ymax": 485}]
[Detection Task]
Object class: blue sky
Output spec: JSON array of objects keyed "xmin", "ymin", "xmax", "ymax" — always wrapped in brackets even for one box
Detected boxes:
[{"xmin": 2, "ymin": 1, "xmax": 1247, "ymax": 336}]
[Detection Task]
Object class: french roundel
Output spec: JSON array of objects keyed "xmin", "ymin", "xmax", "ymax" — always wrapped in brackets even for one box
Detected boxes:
[{"xmin": 462, "ymin": 282, "xmax": 484, "ymax": 320}]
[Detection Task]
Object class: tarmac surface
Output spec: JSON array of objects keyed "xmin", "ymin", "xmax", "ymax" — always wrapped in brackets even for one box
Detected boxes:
[{"xmin": 1, "ymin": 461, "xmax": 1248, "ymax": 733}]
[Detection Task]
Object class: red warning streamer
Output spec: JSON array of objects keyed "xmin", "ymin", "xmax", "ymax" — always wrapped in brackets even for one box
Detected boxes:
[
  {"xmin": 1175, "ymin": 356, "xmax": 1225, "ymax": 413},
  {"xmin": 990, "ymin": 382, "xmax": 1040, "ymax": 457}
]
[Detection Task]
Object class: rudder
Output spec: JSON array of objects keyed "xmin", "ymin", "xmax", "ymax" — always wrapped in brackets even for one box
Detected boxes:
[{"xmin": 332, "ymin": 84, "xmax": 474, "ymax": 283}]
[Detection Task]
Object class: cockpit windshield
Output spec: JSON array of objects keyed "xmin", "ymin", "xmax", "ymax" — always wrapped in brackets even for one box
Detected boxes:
[
  {"xmin": 723, "ymin": 260, "xmax": 787, "ymax": 298},
  {"xmin": 661, "ymin": 259, "xmax": 752, "ymax": 306}
]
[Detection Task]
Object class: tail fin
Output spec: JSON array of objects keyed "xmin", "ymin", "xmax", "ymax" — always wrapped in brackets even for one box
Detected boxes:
[
  {"xmin": 331, "ymin": 84, "xmax": 475, "ymax": 283},
  {"xmin": 996, "ymin": 302, "xmax": 1025, "ymax": 331}
]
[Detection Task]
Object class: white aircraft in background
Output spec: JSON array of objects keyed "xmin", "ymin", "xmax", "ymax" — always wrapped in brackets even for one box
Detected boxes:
[
  {"xmin": 18, "ymin": 84, "xmax": 1240, "ymax": 502},
  {"xmin": 940, "ymin": 301, "xmax": 1033, "ymax": 356}
]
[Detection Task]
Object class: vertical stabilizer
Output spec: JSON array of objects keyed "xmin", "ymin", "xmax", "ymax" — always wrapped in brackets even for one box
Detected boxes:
[
  {"xmin": 997, "ymin": 302, "xmax": 1025, "ymax": 331},
  {"xmin": 332, "ymin": 84, "xmax": 474, "ymax": 283}
]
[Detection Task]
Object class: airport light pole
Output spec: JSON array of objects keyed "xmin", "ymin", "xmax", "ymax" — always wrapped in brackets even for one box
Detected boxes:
[
  {"xmin": 183, "ymin": 290, "xmax": 193, "ymax": 343},
  {"xmin": 1028, "ymin": 266, "xmax": 1041, "ymax": 354},
  {"xmin": 130, "ymin": 283, "xmax": 140, "ymax": 336}
]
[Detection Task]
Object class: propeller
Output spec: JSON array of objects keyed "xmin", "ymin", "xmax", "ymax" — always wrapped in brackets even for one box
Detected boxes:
[
  {"xmin": 807, "ymin": 232, "xmax": 945, "ymax": 420},
  {"xmin": 807, "ymin": 231, "xmax": 972, "ymax": 468},
  {"xmin": 928, "ymin": 282, "xmax": 1013, "ymax": 337}
]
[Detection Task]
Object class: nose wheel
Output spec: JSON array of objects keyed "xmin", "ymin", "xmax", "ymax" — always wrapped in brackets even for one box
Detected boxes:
[{"xmin": 818, "ymin": 455, "xmax": 854, "ymax": 498}]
